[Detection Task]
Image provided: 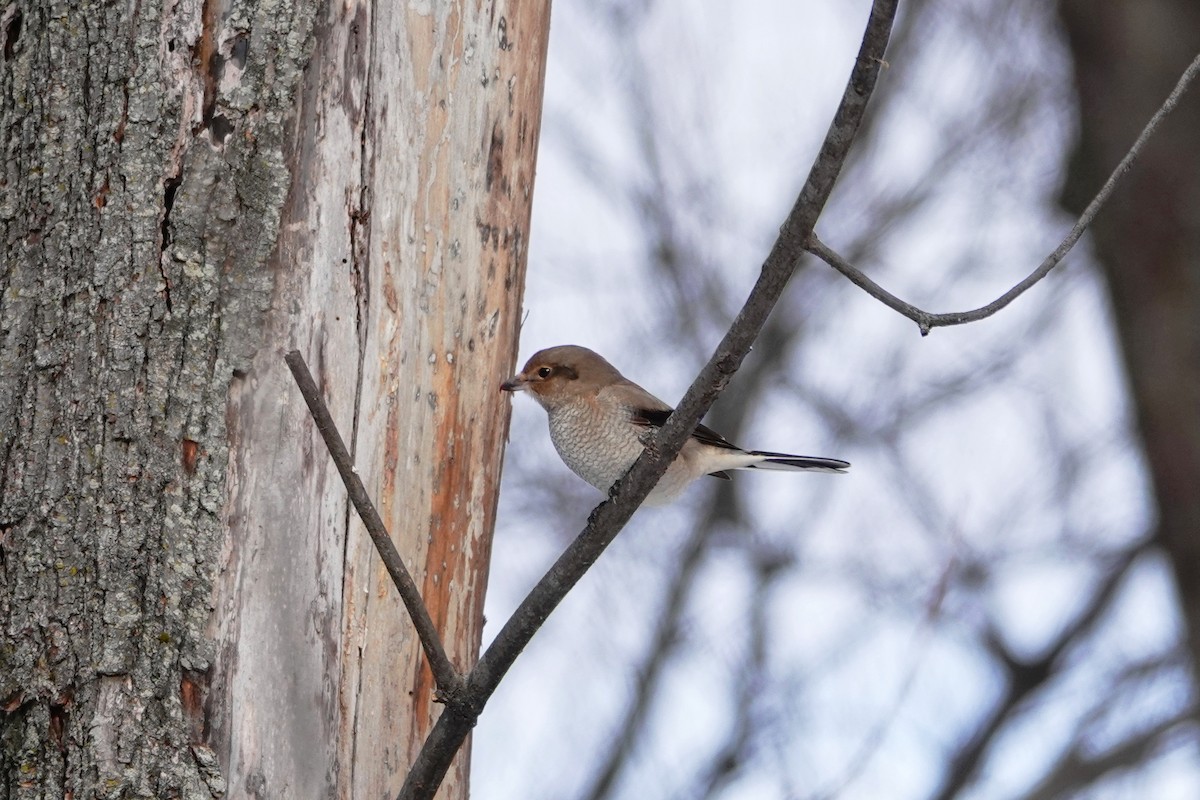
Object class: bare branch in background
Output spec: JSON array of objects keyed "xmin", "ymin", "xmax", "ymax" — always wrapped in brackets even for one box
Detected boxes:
[
  {"xmin": 1021, "ymin": 652, "xmax": 1197, "ymax": 800},
  {"xmin": 807, "ymin": 52, "xmax": 1200, "ymax": 335},
  {"xmin": 692, "ymin": 551, "xmax": 790, "ymax": 800},
  {"xmin": 929, "ymin": 541, "xmax": 1152, "ymax": 800},
  {"xmin": 579, "ymin": 521, "xmax": 716, "ymax": 800}
]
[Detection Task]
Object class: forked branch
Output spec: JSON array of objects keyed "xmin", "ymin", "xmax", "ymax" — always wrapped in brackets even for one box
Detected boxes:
[{"xmin": 808, "ymin": 52, "xmax": 1200, "ymax": 334}]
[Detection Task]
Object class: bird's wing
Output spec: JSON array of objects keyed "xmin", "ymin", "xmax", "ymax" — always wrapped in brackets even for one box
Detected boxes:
[
  {"xmin": 628, "ymin": 406, "xmax": 737, "ymax": 481},
  {"xmin": 602, "ymin": 378, "xmax": 744, "ymax": 456},
  {"xmin": 627, "ymin": 406, "xmax": 742, "ymax": 452}
]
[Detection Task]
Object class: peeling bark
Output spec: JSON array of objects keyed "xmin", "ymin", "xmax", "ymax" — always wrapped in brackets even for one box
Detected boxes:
[{"xmin": 209, "ymin": 2, "xmax": 547, "ymax": 799}]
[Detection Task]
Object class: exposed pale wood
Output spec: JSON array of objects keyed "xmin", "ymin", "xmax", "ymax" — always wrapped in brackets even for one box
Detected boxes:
[
  {"xmin": 346, "ymin": 4, "xmax": 549, "ymax": 796},
  {"xmin": 210, "ymin": 1, "xmax": 549, "ymax": 798},
  {"xmin": 208, "ymin": 2, "xmax": 364, "ymax": 794}
]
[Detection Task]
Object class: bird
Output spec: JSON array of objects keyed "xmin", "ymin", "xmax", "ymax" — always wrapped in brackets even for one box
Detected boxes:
[{"xmin": 500, "ymin": 345, "xmax": 849, "ymax": 506}]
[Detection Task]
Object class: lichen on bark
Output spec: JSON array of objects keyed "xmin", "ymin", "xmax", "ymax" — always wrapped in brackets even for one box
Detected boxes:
[{"xmin": 0, "ymin": 0, "xmax": 317, "ymax": 796}]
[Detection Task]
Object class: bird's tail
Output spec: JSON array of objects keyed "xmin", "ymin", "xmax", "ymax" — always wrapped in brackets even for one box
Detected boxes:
[{"xmin": 746, "ymin": 451, "xmax": 850, "ymax": 473}]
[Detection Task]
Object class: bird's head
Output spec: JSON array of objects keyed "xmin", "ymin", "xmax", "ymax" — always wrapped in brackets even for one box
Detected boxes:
[{"xmin": 500, "ymin": 345, "xmax": 624, "ymax": 410}]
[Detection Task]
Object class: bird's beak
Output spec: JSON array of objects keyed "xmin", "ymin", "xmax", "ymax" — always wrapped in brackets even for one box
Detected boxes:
[{"xmin": 500, "ymin": 375, "xmax": 527, "ymax": 393}]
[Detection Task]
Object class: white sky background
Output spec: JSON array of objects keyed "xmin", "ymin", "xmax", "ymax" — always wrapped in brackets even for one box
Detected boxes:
[{"xmin": 473, "ymin": 2, "xmax": 1199, "ymax": 798}]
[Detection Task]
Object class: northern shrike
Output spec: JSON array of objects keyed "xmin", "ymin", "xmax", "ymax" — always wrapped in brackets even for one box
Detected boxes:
[{"xmin": 501, "ymin": 345, "xmax": 848, "ymax": 505}]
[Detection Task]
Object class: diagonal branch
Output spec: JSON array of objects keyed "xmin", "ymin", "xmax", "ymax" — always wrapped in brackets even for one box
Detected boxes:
[
  {"xmin": 1023, "ymin": 703, "xmax": 1198, "ymax": 800},
  {"xmin": 284, "ymin": 350, "xmax": 463, "ymax": 696},
  {"xmin": 806, "ymin": 51, "xmax": 1200, "ymax": 335},
  {"xmin": 396, "ymin": 2, "xmax": 900, "ymax": 798}
]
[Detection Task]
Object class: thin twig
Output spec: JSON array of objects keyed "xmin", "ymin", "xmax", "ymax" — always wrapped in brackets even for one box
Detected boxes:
[
  {"xmin": 395, "ymin": 3, "xmax": 900, "ymax": 799},
  {"xmin": 283, "ymin": 350, "xmax": 463, "ymax": 696},
  {"xmin": 808, "ymin": 51, "xmax": 1200, "ymax": 335}
]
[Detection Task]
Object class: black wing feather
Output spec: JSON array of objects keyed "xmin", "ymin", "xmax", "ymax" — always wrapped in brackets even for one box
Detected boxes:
[
  {"xmin": 632, "ymin": 407, "xmax": 849, "ymax": 474},
  {"xmin": 630, "ymin": 407, "xmax": 742, "ymax": 451}
]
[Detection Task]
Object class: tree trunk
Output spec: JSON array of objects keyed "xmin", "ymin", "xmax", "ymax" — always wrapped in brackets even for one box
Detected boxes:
[
  {"xmin": 209, "ymin": 2, "xmax": 548, "ymax": 797},
  {"xmin": 0, "ymin": 0, "xmax": 547, "ymax": 796},
  {"xmin": 1058, "ymin": 1, "xmax": 1200, "ymax": 670}
]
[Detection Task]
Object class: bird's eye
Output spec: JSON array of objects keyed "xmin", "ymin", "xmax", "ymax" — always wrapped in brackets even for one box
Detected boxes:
[{"xmin": 536, "ymin": 366, "xmax": 553, "ymax": 379}]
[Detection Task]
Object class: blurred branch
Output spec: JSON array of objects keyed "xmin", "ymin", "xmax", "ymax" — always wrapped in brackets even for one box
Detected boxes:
[
  {"xmin": 1022, "ymin": 696, "xmax": 1198, "ymax": 800},
  {"xmin": 807, "ymin": 52, "xmax": 1200, "ymax": 335},
  {"xmin": 397, "ymin": 3, "xmax": 899, "ymax": 798},
  {"xmin": 579, "ymin": 521, "xmax": 716, "ymax": 800},
  {"xmin": 283, "ymin": 351, "xmax": 462, "ymax": 696},
  {"xmin": 929, "ymin": 539, "xmax": 1152, "ymax": 800},
  {"xmin": 809, "ymin": 582, "xmax": 946, "ymax": 800},
  {"xmin": 693, "ymin": 551, "xmax": 790, "ymax": 800}
]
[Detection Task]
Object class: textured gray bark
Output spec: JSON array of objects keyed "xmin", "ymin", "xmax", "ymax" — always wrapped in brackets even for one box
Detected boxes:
[
  {"xmin": 0, "ymin": 1, "xmax": 546, "ymax": 799},
  {"xmin": 0, "ymin": 0, "xmax": 307, "ymax": 796},
  {"xmin": 3, "ymin": 0, "xmax": 550, "ymax": 792},
  {"xmin": 1, "ymin": 0, "xmax": 548, "ymax": 793}
]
